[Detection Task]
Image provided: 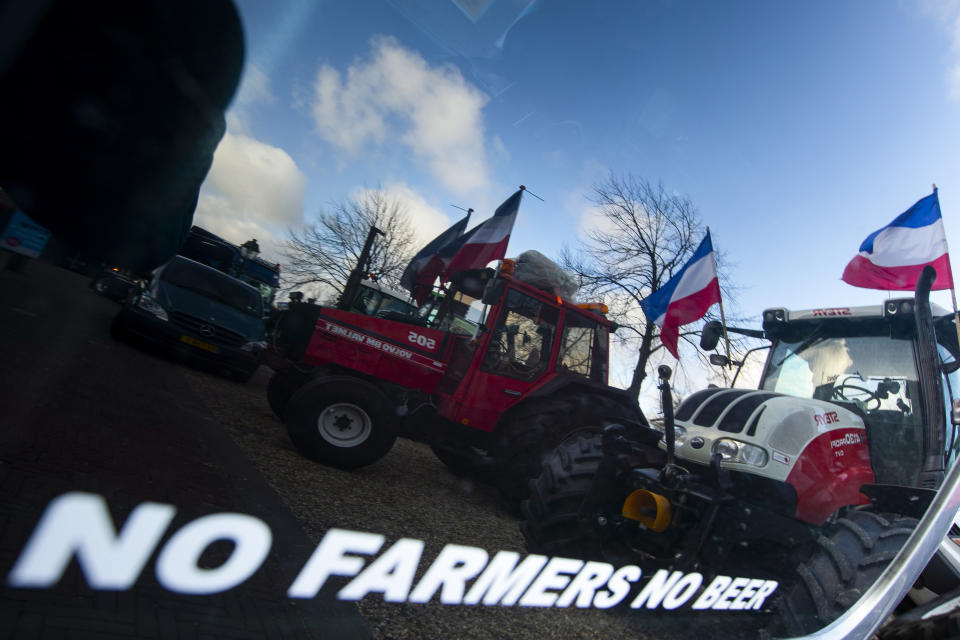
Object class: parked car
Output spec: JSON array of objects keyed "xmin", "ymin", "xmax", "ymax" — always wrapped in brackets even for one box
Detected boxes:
[
  {"xmin": 111, "ymin": 255, "xmax": 265, "ymax": 381},
  {"xmin": 89, "ymin": 267, "xmax": 142, "ymax": 301}
]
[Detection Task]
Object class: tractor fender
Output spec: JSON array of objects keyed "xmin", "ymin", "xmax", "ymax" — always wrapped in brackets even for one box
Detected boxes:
[
  {"xmin": 294, "ymin": 373, "xmax": 387, "ymax": 399},
  {"xmin": 860, "ymin": 483, "xmax": 937, "ymax": 518},
  {"xmin": 522, "ymin": 377, "xmax": 648, "ymax": 427}
]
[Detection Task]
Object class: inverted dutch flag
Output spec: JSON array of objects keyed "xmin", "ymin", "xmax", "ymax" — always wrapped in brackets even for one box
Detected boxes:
[
  {"xmin": 400, "ymin": 213, "xmax": 471, "ymax": 305},
  {"xmin": 442, "ymin": 189, "xmax": 522, "ymax": 277},
  {"xmin": 640, "ymin": 232, "xmax": 722, "ymax": 359},
  {"xmin": 842, "ymin": 189, "xmax": 954, "ymax": 290}
]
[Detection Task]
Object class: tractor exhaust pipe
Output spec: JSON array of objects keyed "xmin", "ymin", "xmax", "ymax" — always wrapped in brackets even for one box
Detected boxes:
[
  {"xmin": 914, "ymin": 265, "xmax": 946, "ymax": 489},
  {"xmin": 658, "ymin": 365, "xmax": 676, "ymax": 467}
]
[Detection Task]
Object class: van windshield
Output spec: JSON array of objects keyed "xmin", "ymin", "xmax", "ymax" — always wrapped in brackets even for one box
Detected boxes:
[{"xmin": 162, "ymin": 260, "xmax": 262, "ymax": 317}]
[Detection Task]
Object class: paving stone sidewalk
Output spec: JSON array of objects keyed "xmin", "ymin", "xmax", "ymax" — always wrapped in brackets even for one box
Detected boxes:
[{"xmin": 0, "ymin": 261, "xmax": 370, "ymax": 639}]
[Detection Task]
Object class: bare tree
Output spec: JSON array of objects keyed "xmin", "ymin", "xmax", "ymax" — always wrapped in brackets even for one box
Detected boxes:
[
  {"xmin": 560, "ymin": 173, "xmax": 740, "ymax": 396},
  {"xmin": 283, "ymin": 190, "xmax": 416, "ymax": 297}
]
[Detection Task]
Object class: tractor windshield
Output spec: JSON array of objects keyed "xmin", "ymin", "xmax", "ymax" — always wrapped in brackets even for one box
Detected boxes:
[
  {"xmin": 763, "ymin": 331, "xmax": 925, "ymax": 485},
  {"xmin": 422, "ymin": 289, "xmax": 481, "ymax": 336}
]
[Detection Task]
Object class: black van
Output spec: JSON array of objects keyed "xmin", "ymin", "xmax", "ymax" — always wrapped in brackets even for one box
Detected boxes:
[{"xmin": 112, "ymin": 256, "xmax": 265, "ymax": 381}]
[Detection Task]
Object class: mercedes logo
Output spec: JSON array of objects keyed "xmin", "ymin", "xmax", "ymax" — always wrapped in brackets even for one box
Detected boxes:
[{"xmin": 198, "ymin": 324, "xmax": 217, "ymax": 337}]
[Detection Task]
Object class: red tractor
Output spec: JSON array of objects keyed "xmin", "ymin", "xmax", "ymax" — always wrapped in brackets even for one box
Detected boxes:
[{"xmin": 263, "ymin": 256, "xmax": 646, "ymax": 503}]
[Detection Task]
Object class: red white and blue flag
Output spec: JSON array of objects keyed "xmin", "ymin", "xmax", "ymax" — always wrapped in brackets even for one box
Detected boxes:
[
  {"xmin": 640, "ymin": 231, "xmax": 722, "ymax": 359},
  {"xmin": 842, "ymin": 189, "xmax": 953, "ymax": 290},
  {"xmin": 442, "ymin": 189, "xmax": 523, "ymax": 277},
  {"xmin": 400, "ymin": 213, "xmax": 471, "ymax": 305}
]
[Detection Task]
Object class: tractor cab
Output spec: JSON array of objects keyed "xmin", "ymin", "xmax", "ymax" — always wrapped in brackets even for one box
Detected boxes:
[
  {"xmin": 428, "ymin": 263, "xmax": 613, "ymax": 432},
  {"xmin": 700, "ymin": 298, "xmax": 960, "ymax": 491}
]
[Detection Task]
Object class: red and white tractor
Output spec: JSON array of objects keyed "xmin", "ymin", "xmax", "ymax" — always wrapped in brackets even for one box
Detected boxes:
[{"xmin": 521, "ymin": 266, "xmax": 960, "ymax": 633}]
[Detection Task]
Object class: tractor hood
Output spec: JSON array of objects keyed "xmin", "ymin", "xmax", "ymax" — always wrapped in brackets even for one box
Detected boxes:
[{"xmin": 665, "ymin": 388, "xmax": 867, "ymax": 483}]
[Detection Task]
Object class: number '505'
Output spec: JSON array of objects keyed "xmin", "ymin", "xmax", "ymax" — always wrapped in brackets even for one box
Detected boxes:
[{"xmin": 408, "ymin": 331, "xmax": 436, "ymax": 349}]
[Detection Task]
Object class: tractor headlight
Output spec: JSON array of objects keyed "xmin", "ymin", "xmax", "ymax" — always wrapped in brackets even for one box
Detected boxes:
[
  {"xmin": 712, "ymin": 438, "xmax": 769, "ymax": 467},
  {"xmin": 651, "ymin": 423, "xmax": 687, "ymax": 447},
  {"xmin": 672, "ymin": 425, "xmax": 688, "ymax": 448},
  {"xmin": 241, "ymin": 340, "xmax": 267, "ymax": 352},
  {"xmin": 136, "ymin": 293, "xmax": 168, "ymax": 321}
]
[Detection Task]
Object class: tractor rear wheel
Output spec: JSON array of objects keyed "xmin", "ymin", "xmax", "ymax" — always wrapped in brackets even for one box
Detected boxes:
[
  {"xmin": 776, "ymin": 510, "xmax": 918, "ymax": 635},
  {"xmin": 493, "ymin": 392, "xmax": 638, "ymax": 509},
  {"xmin": 429, "ymin": 442, "xmax": 492, "ymax": 478},
  {"xmin": 283, "ymin": 377, "xmax": 397, "ymax": 470}
]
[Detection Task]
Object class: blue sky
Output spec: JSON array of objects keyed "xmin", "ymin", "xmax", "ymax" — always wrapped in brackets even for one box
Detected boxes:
[{"xmin": 194, "ymin": 0, "xmax": 960, "ymax": 402}]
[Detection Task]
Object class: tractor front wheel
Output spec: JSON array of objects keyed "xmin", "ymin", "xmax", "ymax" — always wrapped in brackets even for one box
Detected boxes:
[
  {"xmin": 776, "ymin": 509, "xmax": 918, "ymax": 635},
  {"xmin": 283, "ymin": 378, "xmax": 396, "ymax": 470},
  {"xmin": 522, "ymin": 433, "xmax": 640, "ymax": 560}
]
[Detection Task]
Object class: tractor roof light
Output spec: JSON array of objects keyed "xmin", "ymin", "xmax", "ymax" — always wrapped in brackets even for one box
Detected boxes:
[
  {"xmin": 885, "ymin": 298, "xmax": 913, "ymax": 318},
  {"xmin": 575, "ymin": 302, "xmax": 609, "ymax": 315},
  {"xmin": 712, "ymin": 438, "xmax": 769, "ymax": 467},
  {"xmin": 500, "ymin": 258, "xmax": 516, "ymax": 275},
  {"xmin": 763, "ymin": 308, "xmax": 787, "ymax": 324}
]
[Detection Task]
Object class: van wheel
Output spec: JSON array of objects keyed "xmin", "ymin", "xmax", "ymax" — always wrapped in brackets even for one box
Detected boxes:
[{"xmin": 284, "ymin": 378, "xmax": 396, "ymax": 470}]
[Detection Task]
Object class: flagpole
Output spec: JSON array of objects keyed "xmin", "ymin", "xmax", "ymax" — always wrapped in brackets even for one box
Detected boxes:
[{"xmin": 707, "ymin": 226, "xmax": 733, "ymax": 371}]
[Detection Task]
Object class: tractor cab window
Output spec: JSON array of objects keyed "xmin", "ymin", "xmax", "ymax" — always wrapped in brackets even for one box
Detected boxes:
[
  {"xmin": 763, "ymin": 332, "xmax": 924, "ymax": 485},
  {"xmin": 482, "ymin": 290, "xmax": 557, "ymax": 381},
  {"xmin": 558, "ymin": 312, "xmax": 607, "ymax": 382},
  {"xmin": 425, "ymin": 289, "xmax": 481, "ymax": 336},
  {"xmin": 348, "ymin": 286, "xmax": 379, "ymax": 315}
]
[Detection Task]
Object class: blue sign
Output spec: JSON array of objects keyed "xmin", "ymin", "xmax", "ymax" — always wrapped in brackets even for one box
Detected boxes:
[{"xmin": 2, "ymin": 211, "xmax": 51, "ymax": 258}]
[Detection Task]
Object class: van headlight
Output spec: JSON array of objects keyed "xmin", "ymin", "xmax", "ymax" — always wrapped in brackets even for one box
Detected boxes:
[
  {"xmin": 241, "ymin": 340, "xmax": 267, "ymax": 352},
  {"xmin": 712, "ymin": 438, "xmax": 769, "ymax": 467},
  {"xmin": 136, "ymin": 293, "xmax": 168, "ymax": 321}
]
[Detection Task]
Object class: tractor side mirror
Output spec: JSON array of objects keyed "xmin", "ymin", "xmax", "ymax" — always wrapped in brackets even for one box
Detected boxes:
[
  {"xmin": 701, "ymin": 320, "xmax": 723, "ymax": 351},
  {"xmin": 709, "ymin": 354, "xmax": 730, "ymax": 367}
]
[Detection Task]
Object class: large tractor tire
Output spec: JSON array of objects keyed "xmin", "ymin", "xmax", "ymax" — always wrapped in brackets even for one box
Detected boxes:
[
  {"xmin": 777, "ymin": 510, "xmax": 918, "ymax": 635},
  {"xmin": 267, "ymin": 369, "xmax": 308, "ymax": 419},
  {"xmin": 283, "ymin": 377, "xmax": 397, "ymax": 470},
  {"xmin": 522, "ymin": 433, "xmax": 635, "ymax": 560},
  {"xmin": 429, "ymin": 442, "xmax": 492, "ymax": 478},
  {"xmin": 493, "ymin": 392, "xmax": 637, "ymax": 509}
]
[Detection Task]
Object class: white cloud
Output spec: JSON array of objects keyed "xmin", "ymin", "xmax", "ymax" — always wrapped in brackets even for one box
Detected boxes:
[
  {"xmin": 311, "ymin": 37, "xmax": 491, "ymax": 194},
  {"xmin": 226, "ymin": 64, "xmax": 277, "ymax": 134},
  {"xmin": 951, "ymin": 15, "xmax": 960, "ymax": 100},
  {"xmin": 350, "ymin": 182, "xmax": 455, "ymax": 248},
  {"xmin": 917, "ymin": 0, "xmax": 960, "ymax": 100},
  {"xmin": 236, "ymin": 63, "xmax": 276, "ymax": 107},
  {"xmin": 193, "ymin": 132, "xmax": 307, "ymax": 262}
]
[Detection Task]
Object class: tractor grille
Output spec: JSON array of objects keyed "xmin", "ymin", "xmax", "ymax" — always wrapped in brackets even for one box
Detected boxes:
[
  {"xmin": 676, "ymin": 388, "xmax": 782, "ymax": 435},
  {"xmin": 718, "ymin": 393, "xmax": 777, "ymax": 433},
  {"xmin": 170, "ymin": 312, "xmax": 245, "ymax": 347},
  {"xmin": 693, "ymin": 389, "xmax": 755, "ymax": 427},
  {"xmin": 675, "ymin": 388, "xmax": 725, "ymax": 422}
]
